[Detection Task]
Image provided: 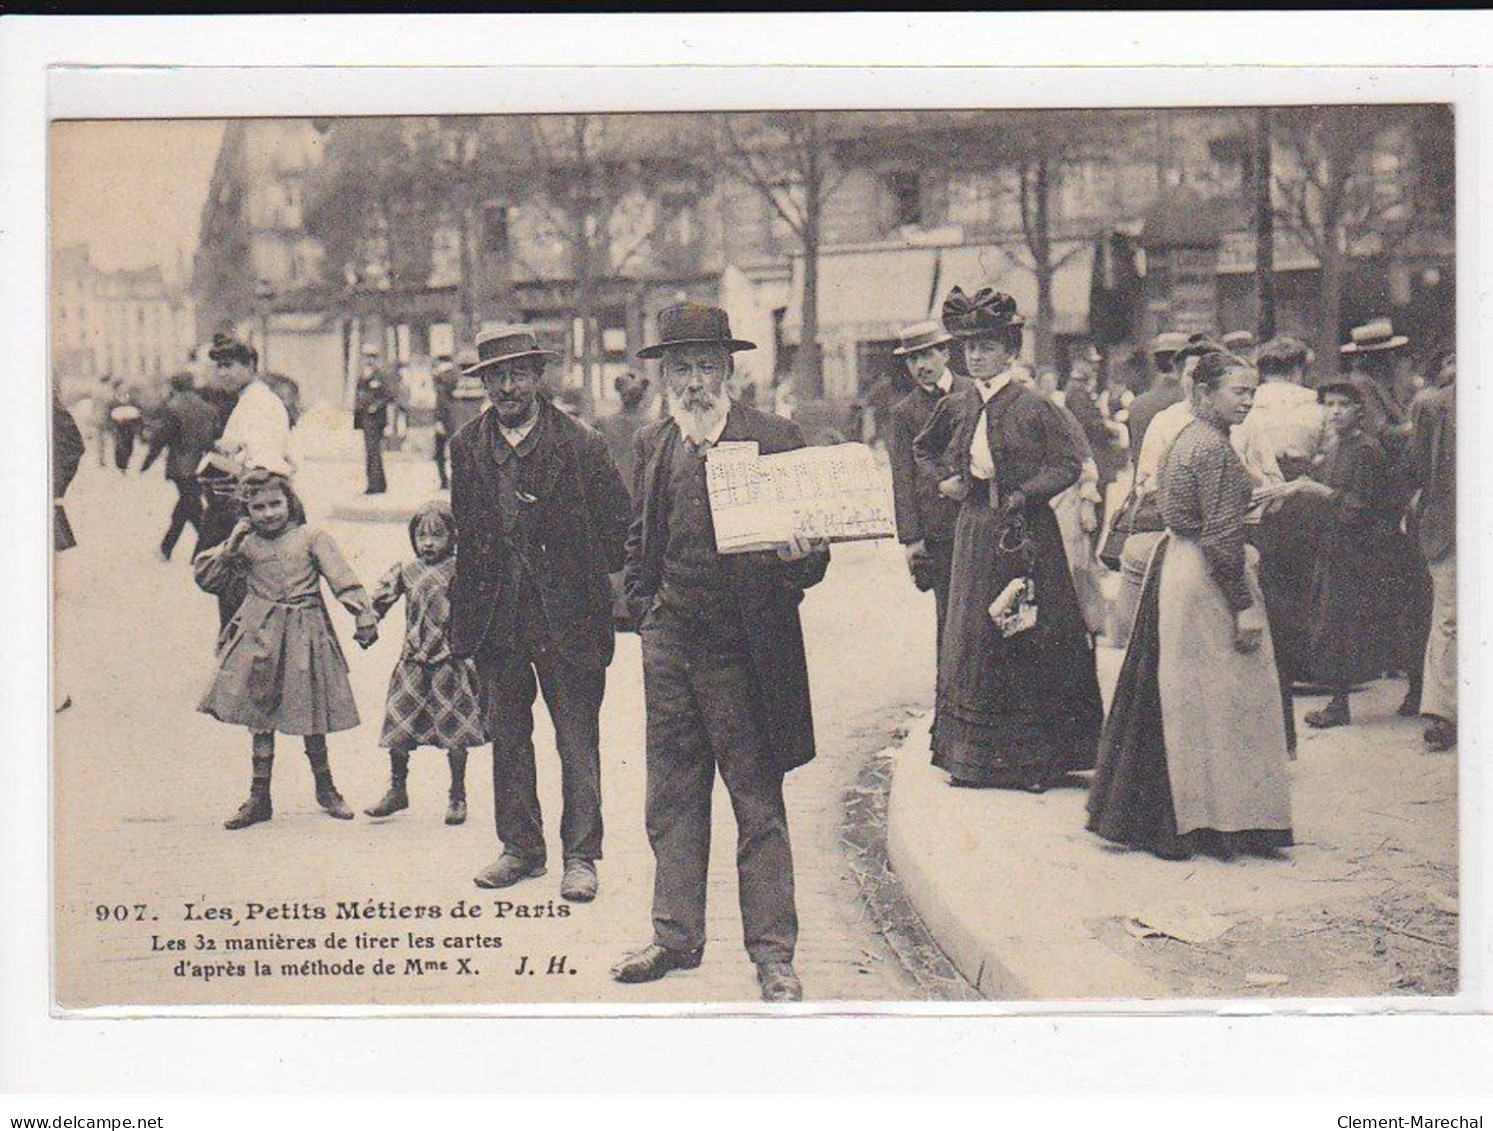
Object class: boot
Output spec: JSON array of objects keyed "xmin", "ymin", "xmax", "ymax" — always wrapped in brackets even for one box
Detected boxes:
[
  {"xmin": 445, "ymin": 748, "xmax": 468, "ymax": 826},
  {"xmin": 1305, "ymin": 694, "xmax": 1351, "ymax": 729},
  {"xmin": 314, "ymin": 773, "xmax": 354, "ymax": 820},
  {"xmin": 305, "ymin": 738, "xmax": 354, "ymax": 820},
  {"xmin": 365, "ymin": 749, "xmax": 411, "ymax": 818},
  {"xmin": 224, "ymin": 751, "xmax": 273, "ymax": 830}
]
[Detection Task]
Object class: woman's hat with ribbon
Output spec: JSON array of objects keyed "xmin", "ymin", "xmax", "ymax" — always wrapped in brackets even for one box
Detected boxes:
[{"xmin": 941, "ymin": 287, "xmax": 1026, "ymax": 339}]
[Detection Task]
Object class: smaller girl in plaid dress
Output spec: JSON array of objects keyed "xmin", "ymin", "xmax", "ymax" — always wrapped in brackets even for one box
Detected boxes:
[{"xmin": 365, "ymin": 500, "xmax": 487, "ymax": 825}]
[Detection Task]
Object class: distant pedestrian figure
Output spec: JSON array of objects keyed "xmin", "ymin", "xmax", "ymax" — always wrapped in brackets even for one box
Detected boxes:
[
  {"xmin": 141, "ymin": 371, "xmax": 220, "ymax": 561},
  {"xmin": 365, "ymin": 501, "xmax": 487, "ymax": 826},
  {"xmin": 355, "ymin": 343, "xmax": 394, "ymax": 495},
  {"xmin": 432, "ymin": 353, "xmax": 458, "ymax": 490},
  {"xmin": 53, "ymin": 386, "xmax": 85, "ymax": 714},
  {"xmin": 194, "ymin": 470, "xmax": 378, "ymax": 830}
]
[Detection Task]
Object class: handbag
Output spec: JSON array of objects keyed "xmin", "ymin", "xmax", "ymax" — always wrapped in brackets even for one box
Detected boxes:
[
  {"xmin": 1098, "ymin": 488, "xmax": 1136, "ymax": 571},
  {"xmin": 988, "ymin": 514, "xmax": 1039, "ymax": 638}
]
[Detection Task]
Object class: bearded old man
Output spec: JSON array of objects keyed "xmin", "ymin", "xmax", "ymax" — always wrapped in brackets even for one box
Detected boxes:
[{"xmin": 611, "ymin": 303, "xmax": 829, "ymax": 1003}]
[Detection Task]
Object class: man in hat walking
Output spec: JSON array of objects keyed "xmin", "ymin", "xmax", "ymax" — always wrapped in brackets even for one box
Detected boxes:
[
  {"xmin": 610, "ymin": 303, "xmax": 829, "ymax": 1003},
  {"xmin": 884, "ymin": 319, "xmax": 969, "ymax": 652},
  {"xmin": 354, "ymin": 342, "xmax": 394, "ymax": 495},
  {"xmin": 448, "ymin": 327, "xmax": 632, "ymax": 902},
  {"xmin": 141, "ymin": 369, "xmax": 221, "ymax": 561},
  {"xmin": 1341, "ymin": 318, "xmax": 1432, "ymax": 717}
]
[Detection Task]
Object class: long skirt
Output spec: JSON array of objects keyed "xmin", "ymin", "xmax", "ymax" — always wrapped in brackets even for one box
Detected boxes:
[
  {"xmin": 1309, "ymin": 527, "xmax": 1402, "ymax": 687},
  {"xmin": 932, "ymin": 489, "xmax": 1104, "ymax": 788},
  {"xmin": 198, "ymin": 594, "xmax": 361, "ymax": 736},
  {"xmin": 379, "ymin": 656, "xmax": 488, "ymax": 750},
  {"xmin": 1087, "ymin": 535, "xmax": 1293, "ymax": 854}
]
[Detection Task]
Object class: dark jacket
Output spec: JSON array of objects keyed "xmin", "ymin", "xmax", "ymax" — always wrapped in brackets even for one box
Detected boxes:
[
  {"xmin": 449, "ymin": 401, "xmax": 632, "ymax": 668},
  {"xmin": 53, "ymin": 390, "xmax": 85, "ymax": 552},
  {"xmin": 1125, "ymin": 376, "xmax": 1185, "ymax": 462},
  {"xmin": 354, "ymin": 369, "xmax": 395, "ymax": 432},
  {"xmin": 142, "ymin": 389, "xmax": 222, "ymax": 483},
  {"xmin": 886, "ymin": 375, "xmax": 971, "ymax": 545},
  {"xmin": 625, "ymin": 403, "xmax": 831, "ymax": 773},
  {"xmin": 1409, "ymin": 382, "xmax": 1455, "ymax": 562},
  {"xmin": 1064, "ymin": 381, "xmax": 1125, "ymax": 484},
  {"xmin": 913, "ymin": 379, "xmax": 1082, "ymax": 508}
]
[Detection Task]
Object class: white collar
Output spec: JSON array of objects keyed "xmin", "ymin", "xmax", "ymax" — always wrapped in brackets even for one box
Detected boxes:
[
  {"xmin": 935, "ymin": 369, "xmax": 954, "ymax": 395},
  {"xmin": 974, "ymin": 369, "xmax": 1012, "ymax": 403}
]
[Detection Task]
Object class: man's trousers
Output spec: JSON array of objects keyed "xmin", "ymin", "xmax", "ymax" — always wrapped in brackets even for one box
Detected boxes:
[
  {"xmin": 476, "ymin": 646, "xmax": 605, "ymax": 866},
  {"xmin": 640, "ymin": 612, "xmax": 797, "ymax": 964},
  {"xmin": 1421, "ymin": 553, "xmax": 1457, "ymax": 724}
]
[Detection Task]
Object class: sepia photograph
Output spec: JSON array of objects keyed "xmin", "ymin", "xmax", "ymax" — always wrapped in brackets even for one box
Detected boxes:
[{"xmin": 49, "ymin": 97, "xmax": 1462, "ymax": 1012}]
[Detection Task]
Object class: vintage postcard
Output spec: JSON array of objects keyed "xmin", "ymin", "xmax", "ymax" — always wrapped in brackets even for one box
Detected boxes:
[{"xmin": 49, "ymin": 91, "xmax": 1463, "ymax": 1014}]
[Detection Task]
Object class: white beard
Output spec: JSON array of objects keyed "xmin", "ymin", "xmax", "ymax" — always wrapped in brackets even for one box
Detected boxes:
[{"xmin": 671, "ymin": 394, "xmax": 730, "ymax": 445}]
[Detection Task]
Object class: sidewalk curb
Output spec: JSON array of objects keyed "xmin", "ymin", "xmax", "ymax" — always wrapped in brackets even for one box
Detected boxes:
[
  {"xmin": 328, "ymin": 488, "xmax": 450, "ymax": 524},
  {"xmin": 885, "ymin": 711, "xmax": 1169, "ymax": 1001}
]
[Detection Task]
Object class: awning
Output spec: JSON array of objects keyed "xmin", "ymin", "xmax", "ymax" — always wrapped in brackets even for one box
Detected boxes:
[{"xmin": 783, "ymin": 240, "xmax": 1092, "ymax": 343}]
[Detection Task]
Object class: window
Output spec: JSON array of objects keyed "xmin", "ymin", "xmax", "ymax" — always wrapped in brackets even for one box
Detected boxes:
[
  {"xmin": 482, "ymin": 203, "xmax": 510, "ymax": 253},
  {"xmin": 945, "ymin": 170, "xmax": 1000, "ymax": 228},
  {"xmin": 1207, "ymin": 135, "xmax": 1254, "ymax": 189},
  {"xmin": 889, "ymin": 170, "xmax": 923, "ymax": 227}
]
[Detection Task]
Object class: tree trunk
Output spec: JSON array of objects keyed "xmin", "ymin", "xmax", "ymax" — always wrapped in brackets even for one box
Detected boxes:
[
  {"xmin": 1032, "ymin": 156, "xmax": 1056, "ymax": 371},
  {"xmin": 1316, "ymin": 230, "xmax": 1345, "ymax": 384},
  {"xmin": 794, "ymin": 118, "xmax": 826, "ymax": 401},
  {"xmin": 1253, "ymin": 108, "xmax": 1277, "ymax": 342}
]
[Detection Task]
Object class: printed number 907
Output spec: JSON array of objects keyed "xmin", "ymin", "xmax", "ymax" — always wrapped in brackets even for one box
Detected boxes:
[{"xmin": 95, "ymin": 904, "xmax": 148, "ymax": 923}]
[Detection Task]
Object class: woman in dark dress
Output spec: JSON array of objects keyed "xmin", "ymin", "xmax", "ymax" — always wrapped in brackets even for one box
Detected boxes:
[
  {"xmin": 1277, "ymin": 375, "xmax": 1407, "ymax": 729},
  {"xmin": 913, "ymin": 288, "xmax": 1103, "ymax": 791},
  {"xmin": 1087, "ymin": 352, "xmax": 1292, "ymax": 861}
]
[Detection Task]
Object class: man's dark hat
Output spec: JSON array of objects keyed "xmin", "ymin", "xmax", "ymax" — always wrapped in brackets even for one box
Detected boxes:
[
  {"xmin": 208, "ymin": 333, "xmax": 256, "ymax": 367},
  {"xmin": 637, "ymin": 303, "xmax": 756, "ymax": 360},
  {"xmin": 464, "ymin": 326, "xmax": 557, "ymax": 376},
  {"xmin": 941, "ymin": 287, "xmax": 1026, "ymax": 339}
]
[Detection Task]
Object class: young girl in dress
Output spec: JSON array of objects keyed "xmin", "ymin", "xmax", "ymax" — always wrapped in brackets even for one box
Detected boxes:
[
  {"xmin": 364, "ymin": 500, "xmax": 486, "ymax": 825},
  {"xmin": 195, "ymin": 469, "xmax": 379, "ymax": 829}
]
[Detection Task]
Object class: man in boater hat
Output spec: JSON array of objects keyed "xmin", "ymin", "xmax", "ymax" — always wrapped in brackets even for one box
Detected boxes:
[
  {"xmin": 611, "ymin": 303, "xmax": 829, "ymax": 1003},
  {"xmin": 448, "ymin": 326, "xmax": 632, "ymax": 903},
  {"xmin": 884, "ymin": 319, "xmax": 969, "ymax": 652}
]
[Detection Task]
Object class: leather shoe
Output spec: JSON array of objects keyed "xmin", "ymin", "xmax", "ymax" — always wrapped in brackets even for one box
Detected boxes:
[
  {"xmin": 611, "ymin": 943, "xmax": 704, "ymax": 984},
  {"xmin": 756, "ymin": 961, "xmax": 803, "ymax": 1003},
  {"xmin": 560, "ymin": 859, "xmax": 598, "ymax": 903},
  {"xmin": 473, "ymin": 853, "xmax": 546, "ymax": 889}
]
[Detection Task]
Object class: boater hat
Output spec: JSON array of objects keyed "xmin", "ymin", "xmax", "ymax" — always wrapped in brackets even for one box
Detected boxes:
[
  {"xmin": 637, "ymin": 303, "xmax": 756, "ymax": 360},
  {"xmin": 1150, "ymin": 330, "xmax": 1189, "ymax": 356},
  {"xmin": 892, "ymin": 320, "xmax": 955, "ymax": 357},
  {"xmin": 464, "ymin": 326, "xmax": 558, "ymax": 375},
  {"xmin": 1221, "ymin": 329, "xmax": 1256, "ymax": 352},
  {"xmin": 1340, "ymin": 318, "xmax": 1409, "ymax": 355}
]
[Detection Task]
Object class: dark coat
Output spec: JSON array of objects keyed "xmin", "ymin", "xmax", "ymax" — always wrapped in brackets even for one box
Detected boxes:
[
  {"xmin": 142, "ymin": 390, "xmax": 221, "ymax": 483},
  {"xmin": 912, "ymin": 379, "xmax": 1083, "ymax": 508},
  {"xmin": 354, "ymin": 369, "xmax": 395, "ymax": 432},
  {"xmin": 1307, "ymin": 430, "xmax": 1408, "ymax": 686},
  {"xmin": 53, "ymin": 391, "xmax": 84, "ymax": 552},
  {"xmin": 1126, "ymin": 376, "xmax": 1185, "ymax": 462},
  {"xmin": 1064, "ymin": 381, "xmax": 1126, "ymax": 484},
  {"xmin": 448, "ymin": 401, "xmax": 632, "ymax": 669},
  {"xmin": 625, "ymin": 403, "xmax": 831, "ymax": 773},
  {"xmin": 886, "ymin": 375, "xmax": 971, "ymax": 546}
]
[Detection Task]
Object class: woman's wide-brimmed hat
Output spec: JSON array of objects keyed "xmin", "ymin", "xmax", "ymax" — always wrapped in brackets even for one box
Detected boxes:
[
  {"xmin": 637, "ymin": 303, "xmax": 757, "ymax": 360},
  {"xmin": 463, "ymin": 326, "xmax": 558, "ymax": 376},
  {"xmin": 1340, "ymin": 318, "xmax": 1409, "ymax": 355},
  {"xmin": 892, "ymin": 319, "xmax": 955, "ymax": 357},
  {"xmin": 941, "ymin": 287, "xmax": 1026, "ymax": 339}
]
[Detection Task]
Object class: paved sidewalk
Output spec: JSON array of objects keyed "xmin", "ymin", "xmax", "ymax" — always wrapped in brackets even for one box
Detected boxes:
[{"xmin": 887, "ymin": 664, "xmax": 1459, "ymax": 1001}]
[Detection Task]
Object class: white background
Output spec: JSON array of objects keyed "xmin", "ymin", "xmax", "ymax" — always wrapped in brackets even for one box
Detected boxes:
[{"xmin": 3, "ymin": 11, "xmax": 1493, "ymax": 1102}]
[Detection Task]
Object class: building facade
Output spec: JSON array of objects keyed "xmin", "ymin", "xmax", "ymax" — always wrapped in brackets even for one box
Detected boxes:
[{"xmin": 52, "ymin": 245, "xmax": 196, "ymax": 397}]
